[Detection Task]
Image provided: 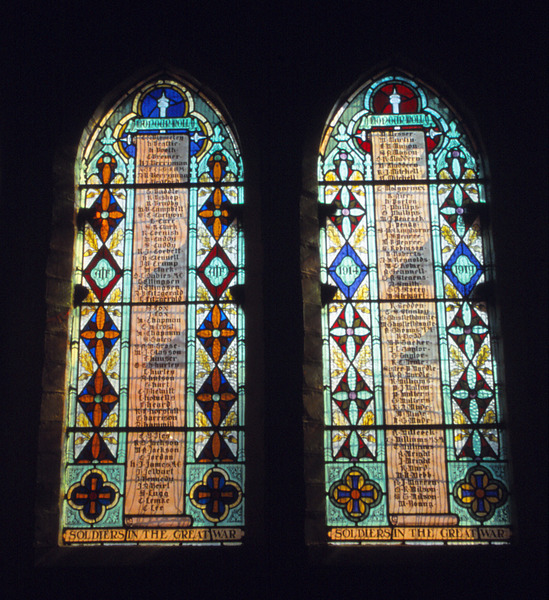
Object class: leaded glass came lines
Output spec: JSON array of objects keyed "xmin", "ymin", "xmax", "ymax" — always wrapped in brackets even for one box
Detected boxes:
[
  {"xmin": 319, "ymin": 73, "xmax": 511, "ymax": 543},
  {"xmin": 62, "ymin": 76, "xmax": 245, "ymax": 544}
]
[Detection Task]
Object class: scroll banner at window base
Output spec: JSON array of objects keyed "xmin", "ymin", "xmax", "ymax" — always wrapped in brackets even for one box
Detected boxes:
[
  {"xmin": 328, "ymin": 526, "xmax": 511, "ymax": 543},
  {"xmin": 63, "ymin": 527, "xmax": 244, "ymax": 544}
]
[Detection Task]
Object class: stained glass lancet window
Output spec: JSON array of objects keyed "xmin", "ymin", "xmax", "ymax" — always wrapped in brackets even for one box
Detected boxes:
[
  {"xmin": 318, "ymin": 72, "xmax": 511, "ymax": 544},
  {"xmin": 61, "ymin": 75, "xmax": 245, "ymax": 544}
]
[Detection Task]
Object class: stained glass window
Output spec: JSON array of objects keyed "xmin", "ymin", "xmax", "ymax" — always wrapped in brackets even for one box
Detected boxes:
[
  {"xmin": 318, "ymin": 72, "xmax": 511, "ymax": 544},
  {"xmin": 61, "ymin": 75, "xmax": 245, "ymax": 545}
]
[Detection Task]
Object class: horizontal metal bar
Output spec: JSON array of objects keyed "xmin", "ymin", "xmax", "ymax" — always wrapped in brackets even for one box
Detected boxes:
[
  {"xmin": 324, "ymin": 423, "xmax": 505, "ymax": 431},
  {"xmin": 78, "ymin": 182, "xmax": 245, "ymax": 190},
  {"xmin": 67, "ymin": 426, "xmax": 245, "ymax": 432},
  {"xmin": 325, "ymin": 298, "xmax": 488, "ymax": 304},
  {"xmin": 319, "ymin": 178, "xmax": 485, "ymax": 186},
  {"xmin": 77, "ymin": 299, "xmax": 242, "ymax": 306}
]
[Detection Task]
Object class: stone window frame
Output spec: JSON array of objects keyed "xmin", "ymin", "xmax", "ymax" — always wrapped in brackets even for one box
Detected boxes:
[{"xmin": 35, "ymin": 68, "xmax": 265, "ymax": 564}]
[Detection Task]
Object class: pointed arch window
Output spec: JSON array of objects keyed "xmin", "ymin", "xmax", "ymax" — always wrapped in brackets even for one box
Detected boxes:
[
  {"xmin": 316, "ymin": 72, "xmax": 511, "ymax": 544},
  {"xmin": 61, "ymin": 75, "xmax": 245, "ymax": 544}
]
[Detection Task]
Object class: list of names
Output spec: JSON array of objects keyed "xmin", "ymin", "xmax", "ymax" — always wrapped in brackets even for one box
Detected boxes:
[
  {"xmin": 373, "ymin": 129, "xmax": 456, "ymax": 526},
  {"xmin": 125, "ymin": 134, "xmax": 189, "ymax": 523}
]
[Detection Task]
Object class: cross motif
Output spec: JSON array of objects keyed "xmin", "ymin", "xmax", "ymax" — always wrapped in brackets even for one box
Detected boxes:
[
  {"xmin": 190, "ymin": 468, "xmax": 242, "ymax": 522},
  {"xmin": 67, "ymin": 469, "xmax": 119, "ymax": 524}
]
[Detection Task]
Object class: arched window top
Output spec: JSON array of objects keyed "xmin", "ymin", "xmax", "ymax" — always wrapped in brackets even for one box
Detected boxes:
[
  {"xmin": 320, "ymin": 70, "xmax": 484, "ymax": 183},
  {"xmin": 79, "ymin": 73, "xmax": 243, "ymax": 186},
  {"xmin": 60, "ymin": 73, "xmax": 246, "ymax": 545},
  {"xmin": 314, "ymin": 71, "xmax": 511, "ymax": 545}
]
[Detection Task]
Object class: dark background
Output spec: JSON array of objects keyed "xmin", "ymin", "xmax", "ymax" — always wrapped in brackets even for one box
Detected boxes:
[{"xmin": 2, "ymin": 1, "xmax": 547, "ymax": 598}]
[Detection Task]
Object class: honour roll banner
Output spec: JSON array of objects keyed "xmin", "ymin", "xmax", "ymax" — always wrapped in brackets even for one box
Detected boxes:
[
  {"xmin": 125, "ymin": 134, "xmax": 190, "ymax": 525},
  {"xmin": 373, "ymin": 130, "xmax": 457, "ymax": 526}
]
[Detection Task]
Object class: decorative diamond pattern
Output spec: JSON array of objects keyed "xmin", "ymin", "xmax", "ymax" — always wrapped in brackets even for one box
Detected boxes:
[
  {"xmin": 329, "ymin": 244, "xmax": 368, "ymax": 298},
  {"xmin": 332, "ymin": 366, "xmax": 373, "ymax": 424},
  {"xmin": 198, "ymin": 190, "xmax": 233, "ymax": 241},
  {"xmin": 445, "ymin": 241, "xmax": 482, "ymax": 296},
  {"xmin": 452, "ymin": 369, "xmax": 493, "ymax": 422},
  {"xmin": 83, "ymin": 245, "xmax": 122, "ymax": 302},
  {"xmin": 80, "ymin": 306, "xmax": 120, "ymax": 365},
  {"xmin": 78, "ymin": 369, "xmax": 118, "ymax": 428},
  {"xmin": 330, "ymin": 304, "xmax": 369, "ymax": 360},
  {"xmin": 198, "ymin": 244, "xmax": 235, "ymax": 299},
  {"xmin": 89, "ymin": 190, "xmax": 125, "ymax": 243},
  {"xmin": 440, "ymin": 186, "xmax": 476, "ymax": 235},
  {"xmin": 197, "ymin": 305, "xmax": 236, "ymax": 362},
  {"xmin": 196, "ymin": 367, "xmax": 237, "ymax": 426},
  {"xmin": 331, "ymin": 189, "xmax": 364, "ymax": 238},
  {"xmin": 448, "ymin": 303, "xmax": 488, "ymax": 359}
]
